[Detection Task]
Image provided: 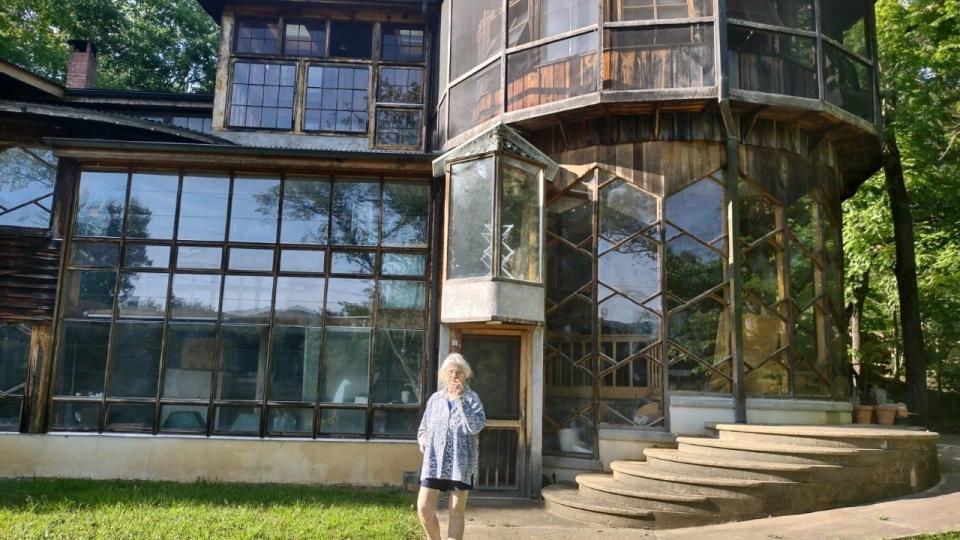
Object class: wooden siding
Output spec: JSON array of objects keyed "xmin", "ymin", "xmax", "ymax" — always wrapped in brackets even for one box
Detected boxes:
[{"xmin": 0, "ymin": 233, "xmax": 61, "ymax": 322}]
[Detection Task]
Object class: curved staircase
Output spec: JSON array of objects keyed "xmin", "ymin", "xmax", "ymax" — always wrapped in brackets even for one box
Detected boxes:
[{"xmin": 542, "ymin": 424, "xmax": 940, "ymax": 529}]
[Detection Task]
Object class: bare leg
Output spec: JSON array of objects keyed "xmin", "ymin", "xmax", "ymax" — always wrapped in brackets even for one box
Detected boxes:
[
  {"xmin": 417, "ymin": 487, "xmax": 441, "ymax": 540},
  {"xmin": 446, "ymin": 490, "xmax": 469, "ymax": 540}
]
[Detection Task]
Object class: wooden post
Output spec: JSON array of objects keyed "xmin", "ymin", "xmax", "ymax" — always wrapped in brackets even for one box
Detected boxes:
[{"xmin": 26, "ymin": 322, "xmax": 53, "ymax": 433}]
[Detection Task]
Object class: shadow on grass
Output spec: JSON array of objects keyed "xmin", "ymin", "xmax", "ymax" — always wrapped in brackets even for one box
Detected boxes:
[{"xmin": 0, "ymin": 478, "xmax": 416, "ymax": 513}]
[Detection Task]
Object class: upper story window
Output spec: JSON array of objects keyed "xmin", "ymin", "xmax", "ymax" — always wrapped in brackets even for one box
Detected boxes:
[
  {"xmin": 235, "ymin": 19, "xmax": 281, "ymax": 54},
  {"xmin": 0, "ymin": 147, "xmax": 56, "ymax": 230},
  {"xmin": 226, "ymin": 15, "xmax": 427, "ymax": 148}
]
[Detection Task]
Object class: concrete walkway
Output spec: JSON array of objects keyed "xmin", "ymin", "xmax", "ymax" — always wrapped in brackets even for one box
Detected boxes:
[{"xmin": 437, "ymin": 435, "xmax": 960, "ymax": 539}]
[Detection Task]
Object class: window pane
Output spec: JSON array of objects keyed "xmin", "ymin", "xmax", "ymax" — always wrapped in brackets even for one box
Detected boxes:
[
  {"xmin": 280, "ymin": 250, "xmax": 325, "ymax": 273},
  {"xmin": 269, "ymin": 326, "xmax": 322, "ymax": 401},
  {"xmin": 331, "ymin": 251, "xmax": 375, "ymax": 275},
  {"xmin": 499, "ymin": 158, "xmax": 541, "ymax": 282},
  {"xmin": 0, "ymin": 401, "xmax": 21, "ymax": 431},
  {"xmin": 604, "ymin": 25, "xmax": 715, "ymax": 90},
  {"xmin": 108, "ymin": 322, "xmax": 163, "ymax": 398},
  {"xmin": 274, "ymin": 277, "xmax": 325, "ymax": 326},
  {"xmin": 381, "ymin": 24, "xmax": 425, "ymax": 62},
  {"xmin": 126, "ymin": 172, "xmax": 178, "ymax": 239},
  {"xmin": 823, "ymin": 44, "xmax": 874, "ymax": 121},
  {"xmin": 230, "ymin": 177, "xmax": 280, "ymax": 243},
  {"xmin": 268, "ymin": 407, "xmax": 314, "ymax": 435},
  {"xmin": 728, "ymin": 0, "xmax": 813, "ymax": 29},
  {"xmin": 450, "ymin": 0, "xmax": 502, "ymax": 80},
  {"xmin": 170, "ymin": 273, "xmax": 222, "ymax": 320},
  {"xmin": 235, "ymin": 19, "xmax": 280, "ymax": 54},
  {"xmin": 124, "ymin": 245, "xmax": 170, "ymax": 269},
  {"xmin": 448, "ymin": 158, "xmax": 494, "ymax": 278},
  {"xmin": 218, "ymin": 326, "xmax": 269, "ymax": 400},
  {"xmin": 507, "ymin": 32, "xmax": 598, "ymax": 112},
  {"xmin": 160, "ymin": 404, "xmax": 208, "ymax": 432},
  {"xmin": 106, "ymin": 403, "xmax": 155, "ymax": 431},
  {"xmin": 304, "ymin": 66, "xmax": 369, "ymax": 133},
  {"xmin": 319, "ymin": 408, "xmax": 365, "ymax": 434},
  {"xmin": 372, "ymin": 409, "xmax": 418, "ymax": 436},
  {"xmin": 820, "ymin": 0, "xmax": 869, "ymax": 58},
  {"xmin": 284, "ymin": 22, "xmax": 326, "ymax": 56},
  {"xmin": 162, "ymin": 323, "xmax": 216, "ymax": 399},
  {"xmin": 222, "ymin": 275, "xmax": 273, "ymax": 324},
  {"xmin": 55, "ymin": 321, "xmax": 110, "ymax": 397},
  {"xmin": 448, "ymin": 61, "xmax": 502, "ymax": 139},
  {"xmin": 70, "ymin": 242, "xmax": 119, "ymax": 267},
  {"xmin": 375, "ymin": 109, "xmax": 422, "ymax": 147},
  {"xmin": 728, "ymin": 26, "xmax": 817, "ymax": 99},
  {"xmin": 116, "ymin": 272, "xmax": 169, "ymax": 319},
  {"xmin": 176, "ymin": 246, "xmax": 222, "ymax": 270},
  {"xmin": 332, "ymin": 181, "xmax": 379, "ymax": 245},
  {"xmin": 372, "ymin": 330, "xmax": 423, "ymax": 404},
  {"xmin": 325, "ymin": 278, "xmax": 375, "ymax": 326},
  {"xmin": 609, "ymin": 0, "xmax": 712, "ymax": 22},
  {"xmin": 229, "ymin": 63, "xmax": 296, "ymax": 130},
  {"xmin": 215, "ymin": 406, "xmax": 261, "ymax": 433},
  {"xmin": 0, "ymin": 324, "xmax": 30, "ymax": 396},
  {"xmin": 378, "ymin": 67, "xmax": 424, "ymax": 103},
  {"xmin": 228, "ymin": 248, "xmax": 274, "ymax": 272},
  {"xmin": 329, "ymin": 21, "xmax": 373, "ymax": 58},
  {"xmin": 382, "ymin": 253, "xmax": 426, "ymax": 276},
  {"xmin": 508, "ymin": 0, "xmax": 597, "ymax": 47},
  {"xmin": 320, "ymin": 327, "xmax": 371, "ymax": 403},
  {"xmin": 378, "ymin": 281, "xmax": 426, "ymax": 329},
  {"xmin": 178, "ymin": 175, "xmax": 229, "ymax": 241},
  {"xmin": 62, "ymin": 269, "xmax": 116, "ymax": 319},
  {"xmin": 51, "ymin": 402, "xmax": 101, "ymax": 430},
  {"xmin": 0, "ymin": 147, "xmax": 55, "ymax": 229},
  {"xmin": 281, "ymin": 177, "xmax": 330, "ymax": 244},
  {"xmin": 75, "ymin": 171, "xmax": 127, "ymax": 237}
]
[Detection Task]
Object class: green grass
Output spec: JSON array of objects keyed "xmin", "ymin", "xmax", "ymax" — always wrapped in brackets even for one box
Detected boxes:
[{"xmin": 0, "ymin": 478, "xmax": 421, "ymax": 539}]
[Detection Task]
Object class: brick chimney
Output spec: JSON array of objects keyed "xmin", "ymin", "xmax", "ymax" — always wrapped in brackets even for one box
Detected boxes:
[{"xmin": 66, "ymin": 39, "xmax": 98, "ymax": 89}]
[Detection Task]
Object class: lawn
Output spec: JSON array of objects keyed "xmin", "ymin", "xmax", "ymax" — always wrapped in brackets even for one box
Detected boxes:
[{"xmin": 0, "ymin": 478, "xmax": 422, "ymax": 539}]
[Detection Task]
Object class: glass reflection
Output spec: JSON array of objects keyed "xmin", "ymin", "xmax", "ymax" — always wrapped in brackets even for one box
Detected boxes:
[
  {"xmin": 274, "ymin": 277, "xmax": 325, "ymax": 326},
  {"xmin": 665, "ymin": 235, "xmax": 723, "ymax": 301},
  {"xmin": 178, "ymin": 175, "xmax": 229, "ymax": 241},
  {"xmin": 666, "ymin": 178, "xmax": 723, "ymax": 243},
  {"xmin": 281, "ymin": 177, "xmax": 330, "ymax": 244},
  {"xmin": 230, "ymin": 177, "xmax": 280, "ymax": 243},
  {"xmin": 499, "ymin": 158, "xmax": 541, "ymax": 282},
  {"xmin": 55, "ymin": 321, "xmax": 110, "ymax": 397},
  {"xmin": 124, "ymin": 245, "xmax": 170, "ymax": 269},
  {"xmin": 599, "ymin": 179, "xmax": 657, "ymax": 244},
  {"xmin": 75, "ymin": 171, "xmax": 127, "ymax": 237},
  {"xmin": 116, "ymin": 272, "xmax": 169, "ymax": 318},
  {"xmin": 177, "ymin": 246, "xmax": 222, "ymax": 270},
  {"xmin": 372, "ymin": 329, "xmax": 423, "ymax": 404},
  {"xmin": 599, "ymin": 235, "xmax": 659, "ymax": 303},
  {"xmin": 62, "ymin": 269, "xmax": 116, "ymax": 319},
  {"xmin": 280, "ymin": 249, "xmax": 325, "ymax": 273},
  {"xmin": 228, "ymin": 248, "xmax": 275, "ymax": 272},
  {"xmin": 448, "ymin": 158, "xmax": 494, "ymax": 278},
  {"xmin": 221, "ymin": 275, "xmax": 273, "ymax": 324},
  {"xmin": 382, "ymin": 182, "xmax": 429, "ymax": 247},
  {"xmin": 170, "ymin": 274, "xmax": 222, "ymax": 320},
  {"xmin": 332, "ymin": 181, "xmax": 379, "ymax": 246},
  {"xmin": 331, "ymin": 251, "xmax": 376, "ymax": 274},
  {"xmin": 325, "ymin": 278, "xmax": 375, "ymax": 326},
  {"xmin": 381, "ymin": 253, "xmax": 426, "ymax": 276},
  {"xmin": 321, "ymin": 328, "xmax": 371, "ymax": 403},
  {"xmin": 127, "ymin": 173, "xmax": 178, "ymax": 240},
  {"xmin": 71, "ymin": 242, "xmax": 120, "ymax": 267},
  {"xmin": 108, "ymin": 322, "xmax": 163, "ymax": 398}
]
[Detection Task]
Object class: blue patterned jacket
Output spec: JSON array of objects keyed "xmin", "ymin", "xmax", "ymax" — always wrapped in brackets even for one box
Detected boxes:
[{"xmin": 417, "ymin": 389, "xmax": 486, "ymax": 484}]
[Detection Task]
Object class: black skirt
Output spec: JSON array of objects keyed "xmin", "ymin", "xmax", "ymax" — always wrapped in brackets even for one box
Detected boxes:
[{"xmin": 420, "ymin": 477, "xmax": 473, "ymax": 492}]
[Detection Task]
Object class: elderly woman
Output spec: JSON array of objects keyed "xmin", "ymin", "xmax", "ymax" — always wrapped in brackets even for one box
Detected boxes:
[{"xmin": 416, "ymin": 353, "xmax": 486, "ymax": 540}]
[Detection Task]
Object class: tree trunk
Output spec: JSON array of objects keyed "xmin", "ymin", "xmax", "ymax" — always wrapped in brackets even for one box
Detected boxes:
[
  {"xmin": 882, "ymin": 131, "xmax": 929, "ymax": 425},
  {"xmin": 849, "ymin": 271, "xmax": 870, "ymax": 400}
]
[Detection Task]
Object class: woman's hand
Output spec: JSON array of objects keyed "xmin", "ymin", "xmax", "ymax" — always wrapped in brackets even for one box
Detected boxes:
[{"xmin": 447, "ymin": 379, "xmax": 464, "ymax": 398}]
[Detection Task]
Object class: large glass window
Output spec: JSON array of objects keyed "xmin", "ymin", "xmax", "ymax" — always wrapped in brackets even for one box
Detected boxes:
[
  {"xmin": 508, "ymin": 0, "xmax": 597, "ymax": 47},
  {"xmin": 305, "ymin": 65, "xmax": 369, "ymax": 133},
  {"xmin": 381, "ymin": 25, "xmax": 425, "ymax": 63},
  {"xmin": 0, "ymin": 324, "xmax": 31, "ymax": 431},
  {"xmin": 450, "ymin": 0, "xmax": 503, "ymax": 80},
  {"xmin": 506, "ymin": 32, "xmax": 599, "ymax": 112},
  {"xmin": 728, "ymin": 26, "xmax": 817, "ymax": 99},
  {"xmin": 284, "ymin": 21, "xmax": 326, "ymax": 57},
  {"xmin": 447, "ymin": 158, "xmax": 495, "ymax": 279},
  {"xmin": 234, "ymin": 19, "xmax": 280, "ymax": 55},
  {"xmin": 604, "ymin": 25, "xmax": 715, "ymax": 90},
  {"xmin": 228, "ymin": 62, "xmax": 296, "ymax": 130},
  {"xmin": 54, "ymin": 170, "xmax": 430, "ymax": 439},
  {"xmin": 0, "ymin": 147, "xmax": 56, "ymax": 229}
]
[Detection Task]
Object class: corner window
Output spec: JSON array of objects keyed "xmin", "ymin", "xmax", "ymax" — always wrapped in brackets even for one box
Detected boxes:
[
  {"xmin": 0, "ymin": 147, "xmax": 56, "ymax": 229},
  {"xmin": 229, "ymin": 62, "xmax": 296, "ymax": 130},
  {"xmin": 234, "ymin": 19, "xmax": 280, "ymax": 54},
  {"xmin": 304, "ymin": 65, "xmax": 369, "ymax": 133}
]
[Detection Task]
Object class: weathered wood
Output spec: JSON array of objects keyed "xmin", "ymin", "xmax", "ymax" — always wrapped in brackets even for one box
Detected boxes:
[
  {"xmin": 0, "ymin": 234, "xmax": 61, "ymax": 322},
  {"xmin": 26, "ymin": 322, "xmax": 53, "ymax": 433}
]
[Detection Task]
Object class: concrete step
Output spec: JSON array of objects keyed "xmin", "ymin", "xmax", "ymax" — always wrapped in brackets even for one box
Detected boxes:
[
  {"xmin": 643, "ymin": 448, "xmax": 837, "ymax": 482},
  {"xmin": 716, "ymin": 424, "xmax": 940, "ymax": 450},
  {"xmin": 575, "ymin": 473, "xmax": 718, "ymax": 513},
  {"xmin": 611, "ymin": 460, "xmax": 795, "ymax": 489},
  {"xmin": 542, "ymin": 484, "xmax": 715, "ymax": 529},
  {"xmin": 676, "ymin": 436, "xmax": 885, "ymax": 466}
]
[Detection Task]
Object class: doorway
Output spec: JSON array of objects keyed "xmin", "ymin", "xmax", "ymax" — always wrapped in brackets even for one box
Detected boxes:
[{"xmin": 455, "ymin": 328, "xmax": 530, "ymax": 496}]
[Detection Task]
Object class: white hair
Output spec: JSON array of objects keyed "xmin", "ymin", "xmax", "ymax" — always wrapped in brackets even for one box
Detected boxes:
[{"xmin": 438, "ymin": 353, "xmax": 473, "ymax": 389}]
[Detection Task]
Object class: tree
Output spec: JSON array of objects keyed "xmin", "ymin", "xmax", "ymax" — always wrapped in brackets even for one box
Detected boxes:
[{"xmin": 0, "ymin": 0, "xmax": 218, "ymax": 93}]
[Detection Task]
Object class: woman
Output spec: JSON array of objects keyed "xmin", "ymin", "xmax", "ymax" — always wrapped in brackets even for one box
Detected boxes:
[{"xmin": 416, "ymin": 353, "xmax": 486, "ymax": 540}]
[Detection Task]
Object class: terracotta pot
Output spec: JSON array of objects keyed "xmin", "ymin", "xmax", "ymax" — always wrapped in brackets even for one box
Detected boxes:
[
  {"xmin": 876, "ymin": 405, "xmax": 898, "ymax": 426},
  {"xmin": 854, "ymin": 404, "xmax": 875, "ymax": 424}
]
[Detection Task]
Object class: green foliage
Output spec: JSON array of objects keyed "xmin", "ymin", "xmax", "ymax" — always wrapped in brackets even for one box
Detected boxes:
[
  {"xmin": 845, "ymin": 0, "xmax": 960, "ymax": 393},
  {"xmin": 0, "ymin": 478, "xmax": 422, "ymax": 539},
  {"xmin": 0, "ymin": 0, "xmax": 218, "ymax": 93}
]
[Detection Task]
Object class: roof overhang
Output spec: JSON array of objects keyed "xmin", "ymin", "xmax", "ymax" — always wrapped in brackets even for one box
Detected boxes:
[{"xmin": 198, "ymin": 0, "xmax": 443, "ymax": 23}]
